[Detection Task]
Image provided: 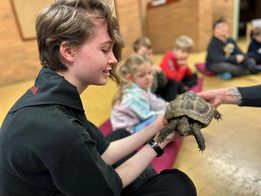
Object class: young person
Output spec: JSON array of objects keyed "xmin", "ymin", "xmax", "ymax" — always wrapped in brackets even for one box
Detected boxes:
[
  {"xmin": 0, "ymin": 0, "xmax": 196, "ymax": 195},
  {"xmin": 160, "ymin": 35, "xmax": 198, "ymax": 90},
  {"xmin": 206, "ymin": 18, "xmax": 261, "ymax": 80},
  {"xmin": 111, "ymin": 54, "xmax": 168, "ymax": 134},
  {"xmin": 247, "ymin": 26, "xmax": 261, "ymax": 65},
  {"xmin": 198, "ymin": 85, "xmax": 261, "ymax": 107},
  {"xmin": 133, "ymin": 37, "xmax": 185, "ymax": 101}
]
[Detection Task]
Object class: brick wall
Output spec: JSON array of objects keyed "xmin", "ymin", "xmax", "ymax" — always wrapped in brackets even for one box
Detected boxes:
[
  {"xmin": 145, "ymin": 0, "xmax": 213, "ymax": 53},
  {"xmin": 212, "ymin": 0, "xmax": 235, "ymax": 33},
  {"xmin": 116, "ymin": 0, "xmax": 143, "ymax": 59},
  {"xmin": 144, "ymin": 0, "xmax": 235, "ymax": 53},
  {"xmin": 199, "ymin": 0, "xmax": 213, "ymax": 51},
  {"xmin": 0, "ymin": 0, "xmax": 142, "ymax": 86},
  {"xmin": 0, "ymin": 0, "xmax": 41, "ymax": 86},
  {"xmin": 0, "ymin": 0, "xmax": 236, "ymax": 85},
  {"xmin": 146, "ymin": 0, "xmax": 198, "ymax": 53}
]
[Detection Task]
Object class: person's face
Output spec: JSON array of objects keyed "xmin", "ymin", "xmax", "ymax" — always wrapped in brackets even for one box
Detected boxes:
[
  {"xmin": 131, "ymin": 62, "xmax": 153, "ymax": 90},
  {"xmin": 254, "ymin": 34, "xmax": 261, "ymax": 43},
  {"xmin": 70, "ymin": 20, "xmax": 117, "ymax": 88},
  {"xmin": 137, "ymin": 46, "xmax": 153, "ymax": 61},
  {"xmin": 214, "ymin": 22, "xmax": 229, "ymax": 39},
  {"xmin": 174, "ymin": 48, "xmax": 189, "ymax": 61}
]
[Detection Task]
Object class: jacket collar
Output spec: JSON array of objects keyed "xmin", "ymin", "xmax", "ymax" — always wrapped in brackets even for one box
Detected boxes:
[{"xmin": 9, "ymin": 67, "xmax": 84, "ymax": 113}]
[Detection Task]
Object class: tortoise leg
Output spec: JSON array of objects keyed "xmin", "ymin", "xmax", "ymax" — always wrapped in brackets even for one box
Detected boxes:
[
  {"xmin": 214, "ymin": 110, "xmax": 222, "ymax": 120},
  {"xmin": 192, "ymin": 123, "xmax": 206, "ymax": 151},
  {"xmin": 157, "ymin": 118, "xmax": 179, "ymax": 143},
  {"xmin": 177, "ymin": 116, "xmax": 191, "ymax": 136}
]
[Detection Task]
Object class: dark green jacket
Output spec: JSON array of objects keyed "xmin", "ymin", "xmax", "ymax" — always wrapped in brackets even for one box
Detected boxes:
[{"xmin": 0, "ymin": 67, "xmax": 122, "ymax": 196}]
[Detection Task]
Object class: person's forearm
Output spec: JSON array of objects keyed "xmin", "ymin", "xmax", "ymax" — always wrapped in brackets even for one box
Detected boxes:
[
  {"xmin": 238, "ymin": 85, "xmax": 261, "ymax": 107},
  {"xmin": 223, "ymin": 87, "xmax": 242, "ymax": 105},
  {"xmin": 115, "ymin": 140, "xmax": 168, "ymax": 188},
  {"xmin": 101, "ymin": 122, "xmax": 161, "ymax": 165}
]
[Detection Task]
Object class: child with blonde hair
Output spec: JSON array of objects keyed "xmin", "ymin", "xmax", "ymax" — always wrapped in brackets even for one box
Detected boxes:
[
  {"xmin": 111, "ymin": 54, "xmax": 168, "ymax": 133},
  {"xmin": 0, "ymin": 1, "xmax": 196, "ymax": 195},
  {"xmin": 160, "ymin": 35, "xmax": 198, "ymax": 89},
  {"xmin": 133, "ymin": 37, "xmax": 186, "ymax": 101}
]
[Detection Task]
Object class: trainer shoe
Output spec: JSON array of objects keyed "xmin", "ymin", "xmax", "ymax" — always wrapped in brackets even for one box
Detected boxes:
[{"xmin": 218, "ymin": 72, "xmax": 232, "ymax": 80}]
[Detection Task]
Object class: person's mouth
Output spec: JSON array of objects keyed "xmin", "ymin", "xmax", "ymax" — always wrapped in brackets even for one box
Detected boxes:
[{"xmin": 103, "ymin": 69, "xmax": 111, "ymax": 77}]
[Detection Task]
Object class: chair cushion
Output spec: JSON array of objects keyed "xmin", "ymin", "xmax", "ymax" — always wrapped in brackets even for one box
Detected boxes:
[{"xmin": 195, "ymin": 63, "xmax": 214, "ymax": 76}]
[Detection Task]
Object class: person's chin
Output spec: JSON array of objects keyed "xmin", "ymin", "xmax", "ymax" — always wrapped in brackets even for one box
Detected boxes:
[
  {"xmin": 94, "ymin": 78, "xmax": 108, "ymax": 86},
  {"xmin": 146, "ymin": 85, "xmax": 152, "ymax": 90}
]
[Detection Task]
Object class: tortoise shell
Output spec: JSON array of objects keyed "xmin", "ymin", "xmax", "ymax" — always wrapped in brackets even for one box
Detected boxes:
[{"xmin": 165, "ymin": 91, "xmax": 218, "ymax": 127}]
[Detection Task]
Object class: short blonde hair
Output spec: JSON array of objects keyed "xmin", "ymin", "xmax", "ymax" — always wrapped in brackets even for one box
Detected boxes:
[
  {"xmin": 133, "ymin": 37, "xmax": 152, "ymax": 52},
  {"xmin": 253, "ymin": 26, "xmax": 261, "ymax": 36},
  {"xmin": 175, "ymin": 35, "xmax": 194, "ymax": 50},
  {"xmin": 112, "ymin": 54, "xmax": 149, "ymax": 105}
]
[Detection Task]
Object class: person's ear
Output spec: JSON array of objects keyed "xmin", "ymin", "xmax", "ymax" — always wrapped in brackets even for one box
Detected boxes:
[
  {"xmin": 125, "ymin": 73, "xmax": 133, "ymax": 83},
  {"xmin": 59, "ymin": 42, "xmax": 75, "ymax": 64}
]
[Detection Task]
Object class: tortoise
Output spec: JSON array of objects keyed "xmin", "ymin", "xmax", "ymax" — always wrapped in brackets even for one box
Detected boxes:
[{"xmin": 157, "ymin": 91, "xmax": 222, "ymax": 151}]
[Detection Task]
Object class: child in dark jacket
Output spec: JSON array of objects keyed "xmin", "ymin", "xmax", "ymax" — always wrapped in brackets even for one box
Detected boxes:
[
  {"xmin": 248, "ymin": 26, "xmax": 261, "ymax": 65},
  {"xmin": 206, "ymin": 18, "xmax": 261, "ymax": 80}
]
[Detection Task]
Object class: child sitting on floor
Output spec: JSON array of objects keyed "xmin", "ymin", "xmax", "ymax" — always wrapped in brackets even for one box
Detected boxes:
[
  {"xmin": 133, "ymin": 37, "xmax": 186, "ymax": 102},
  {"xmin": 111, "ymin": 54, "xmax": 168, "ymax": 134},
  {"xmin": 247, "ymin": 26, "xmax": 261, "ymax": 65},
  {"xmin": 160, "ymin": 35, "xmax": 198, "ymax": 90}
]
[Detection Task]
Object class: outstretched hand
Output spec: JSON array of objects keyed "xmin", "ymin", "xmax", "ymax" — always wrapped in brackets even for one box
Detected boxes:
[
  {"xmin": 198, "ymin": 88, "xmax": 241, "ymax": 107},
  {"xmin": 198, "ymin": 89, "xmax": 225, "ymax": 107}
]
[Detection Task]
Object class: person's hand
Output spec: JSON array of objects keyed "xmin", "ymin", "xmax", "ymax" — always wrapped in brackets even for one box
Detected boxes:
[
  {"xmin": 153, "ymin": 114, "xmax": 168, "ymax": 131},
  {"xmin": 154, "ymin": 129, "xmax": 178, "ymax": 149},
  {"xmin": 198, "ymin": 89, "xmax": 227, "ymax": 107},
  {"xmin": 154, "ymin": 115, "xmax": 181, "ymax": 147},
  {"xmin": 151, "ymin": 64, "xmax": 162, "ymax": 73},
  {"xmin": 198, "ymin": 88, "xmax": 241, "ymax": 107},
  {"xmin": 177, "ymin": 59, "xmax": 187, "ymax": 66},
  {"xmin": 235, "ymin": 54, "xmax": 244, "ymax": 63}
]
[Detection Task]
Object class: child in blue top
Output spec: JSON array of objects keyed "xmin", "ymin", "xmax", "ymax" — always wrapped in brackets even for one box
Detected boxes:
[{"xmin": 111, "ymin": 54, "xmax": 168, "ymax": 134}]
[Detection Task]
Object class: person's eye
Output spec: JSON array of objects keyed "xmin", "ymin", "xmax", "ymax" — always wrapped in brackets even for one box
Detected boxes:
[{"xmin": 101, "ymin": 49, "xmax": 109, "ymax": 53}]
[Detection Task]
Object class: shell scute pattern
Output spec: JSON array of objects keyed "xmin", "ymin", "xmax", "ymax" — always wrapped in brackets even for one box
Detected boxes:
[{"xmin": 158, "ymin": 91, "xmax": 222, "ymax": 151}]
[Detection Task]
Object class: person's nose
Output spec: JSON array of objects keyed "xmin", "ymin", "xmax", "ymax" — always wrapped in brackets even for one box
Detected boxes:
[
  {"xmin": 109, "ymin": 52, "xmax": 118, "ymax": 66},
  {"xmin": 147, "ymin": 74, "xmax": 153, "ymax": 81}
]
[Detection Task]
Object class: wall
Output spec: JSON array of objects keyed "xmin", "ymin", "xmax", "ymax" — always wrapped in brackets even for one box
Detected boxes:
[
  {"xmin": 0, "ymin": 0, "xmax": 236, "ymax": 85},
  {"xmin": 0, "ymin": 0, "xmax": 124, "ymax": 86},
  {"xmin": 145, "ymin": 0, "xmax": 213, "ymax": 53},
  {"xmin": 116, "ymin": 0, "xmax": 143, "ymax": 58},
  {"xmin": 0, "ymin": 0, "xmax": 41, "ymax": 86},
  {"xmin": 144, "ymin": 0, "xmax": 236, "ymax": 53},
  {"xmin": 212, "ymin": 0, "xmax": 235, "ymax": 34}
]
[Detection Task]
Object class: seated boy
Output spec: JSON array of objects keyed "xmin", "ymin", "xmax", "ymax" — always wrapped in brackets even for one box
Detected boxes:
[
  {"xmin": 206, "ymin": 18, "xmax": 261, "ymax": 80},
  {"xmin": 247, "ymin": 26, "xmax": 261, "ymax": 65},
  {"xmin": 133, "ymin": 37, "xmax": 185, "ymax": 102},
  {"xmin": 160, "ymin": 35, "xmax": 198, "ymax": 89}
]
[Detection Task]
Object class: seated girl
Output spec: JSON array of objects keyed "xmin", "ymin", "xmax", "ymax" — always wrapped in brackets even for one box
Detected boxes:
[{"xmin": 111, "ymin": 54, "xmax": 168, "ymax": 134}]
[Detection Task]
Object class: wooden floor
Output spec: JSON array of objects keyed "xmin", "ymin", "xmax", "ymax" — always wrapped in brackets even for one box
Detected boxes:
[{"xmin": 1, "ymin": 40, "xmax": 261, "ymax": 195}]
